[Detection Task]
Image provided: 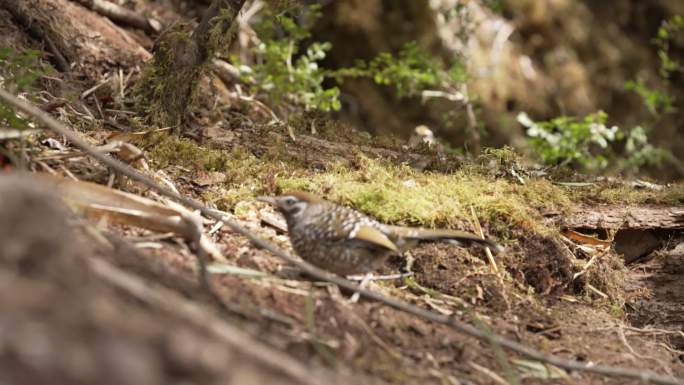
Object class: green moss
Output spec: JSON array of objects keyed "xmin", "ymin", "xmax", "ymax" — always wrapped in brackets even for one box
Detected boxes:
[
  {"xmin": 138, "ymin": 131, "xmax": 679, "ymax": 243},
  {"xmin": 599, "ymin": 184, "xmax": 683, "ymax": 205},
  {"xmin": 145, "ymin": 133, "xmax": 231, "ymax": 170},
  {"xmin": 479, "ymin": 146, "xmax": 524, "ymax": 168},
  {"xmin": 208, "ymin": 8, "xmax": 238, "ymax": 54},
  {"xmin": 278, "ymin": 155, "xmax": 574, "ymax": 236},
  {"xmin": 143, "ymin": 133, "xmax": 573, "ymax": 238},
  {"xmin": 139, "ymin": 133, "xmax": 305, "ymax": 209}
]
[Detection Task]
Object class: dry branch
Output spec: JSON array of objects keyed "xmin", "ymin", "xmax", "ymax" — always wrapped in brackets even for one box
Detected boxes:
[{"xmin": 0, "ymin": 87, "xmax": 682, "ymax": 385}]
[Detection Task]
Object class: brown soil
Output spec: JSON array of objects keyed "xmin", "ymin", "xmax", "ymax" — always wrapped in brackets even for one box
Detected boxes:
[
  {"xmin": 2, "ymin": 171, "xmax": 682, "ymax": 385},
  {"xmin": 627, "ymin": 243, "xmax": 684, "ymax": 358}
]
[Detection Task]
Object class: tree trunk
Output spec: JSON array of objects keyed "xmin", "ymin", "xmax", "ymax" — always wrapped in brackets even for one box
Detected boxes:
[{"xmin": 135, "ymin": 0, "xmax": 246, "ymax": 130}]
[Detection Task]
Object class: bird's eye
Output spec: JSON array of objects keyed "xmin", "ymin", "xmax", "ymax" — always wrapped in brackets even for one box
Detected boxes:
[{"xmin": 284, "ymin": 197, "xmax": 297, "ymax": 206}]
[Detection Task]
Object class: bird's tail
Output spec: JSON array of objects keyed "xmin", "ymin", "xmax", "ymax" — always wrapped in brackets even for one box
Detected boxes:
[{"xmin": 386, "ymin": 226, "xmax": 503, "ymax": 254}]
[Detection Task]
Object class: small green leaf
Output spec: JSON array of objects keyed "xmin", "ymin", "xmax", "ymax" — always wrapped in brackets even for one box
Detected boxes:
[
  {"xmin": 206, "ymin": 263, "xmax": 267, "ymax": 278},
  {"xmin": 512, "ymin": 359, "xmax": 567, "ymax": 379}
]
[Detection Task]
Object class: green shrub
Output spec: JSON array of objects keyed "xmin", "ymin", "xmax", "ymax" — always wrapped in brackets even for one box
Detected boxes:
[
  {"xmin": 234, "ymin": 5, "xmax": 469, "ymax": 116},
  {"xmin": 625, "ymin": 15, "xmax": 682, "ymax": 115},
  {"xmin": 519, "ymin": 111, "xmax": 669, "ymax": 173},
  {"xmin": 233, "ymin": 5, "xmax": 340, "ymax": 112},
  {"xmin": 519, "ymin": 111, "xmax": 618, "ymax": 170}
]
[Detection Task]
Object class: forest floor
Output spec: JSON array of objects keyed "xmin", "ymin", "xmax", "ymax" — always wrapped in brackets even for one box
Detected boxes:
[
  {"xmin": 1, "ymin": 1, "xmax": 684, "ymax": 385},
  {"xmin": 2, "ymin": 119, "xmax": 683, "ymax": 385}
]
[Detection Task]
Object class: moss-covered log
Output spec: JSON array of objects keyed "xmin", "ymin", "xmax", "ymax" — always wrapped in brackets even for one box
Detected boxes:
[{"xmin": 135, "ymin": 0, "xmax": 246, "ymax": 130}]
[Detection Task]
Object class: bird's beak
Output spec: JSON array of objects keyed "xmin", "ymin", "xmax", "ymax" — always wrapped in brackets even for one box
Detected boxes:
[{"xmin": 256, "ymin": 196, "xmax": 278, "ymax": 205}]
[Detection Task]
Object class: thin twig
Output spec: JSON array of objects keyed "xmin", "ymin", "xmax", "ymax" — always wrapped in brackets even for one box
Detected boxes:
[
  {"xmin": 470, "ymin": 206, "xmax": 498, "ymax": 273},
  {"xmin": 618, "ymin": 325, "xmax": 674, "ymax": 376},
  {"xmin": 0, "ymin": 87, "xmax": 682, "ymax": 385}
]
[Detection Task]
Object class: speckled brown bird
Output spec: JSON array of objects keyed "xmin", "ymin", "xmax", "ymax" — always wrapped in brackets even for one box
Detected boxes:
[{"xmin": 258, "ymin": 191, "xmax": 502, "ymax": 276}]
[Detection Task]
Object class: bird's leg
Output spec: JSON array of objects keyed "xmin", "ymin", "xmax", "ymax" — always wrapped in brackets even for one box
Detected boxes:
[
  {"xmin": 347, "ymin": 271, "xmax": 415, "ymax": 303},
  {"xmin": 347, "ymin": 273, "xmax": 414, "ymax": 281},
  {"xmin": 348, "ymin": 272, "xmax": 373, "ymax": 303},
  {"xmin": 402, "ymin": 251, "xmax": 416, "ymax": 275}
]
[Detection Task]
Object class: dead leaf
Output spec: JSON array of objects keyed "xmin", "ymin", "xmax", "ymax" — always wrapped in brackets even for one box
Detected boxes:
[
  {"xmin": 116, "ymin": 142, "xmax": 149, "ymax": 171},
  {"xmin": 193, "ymin": 170, "xmax": 227, "ymax": 187},
  {"xmin": 106, "ymin": 127, "xmax": 171, "ymax": 142},
  {"xmin": 201, "ymin": 124, "xmax": 235, "ymax": 144},
  {"xmin": 561, "ymin": 229, "xmax": 612, "ymax": 246},
  {"xmin": 97, "ymin": 141, "xmax": 149, "ymax": 171},
  {"xmin": 38, "ymin": 174, "xmax": 224, "ymax": 261}
]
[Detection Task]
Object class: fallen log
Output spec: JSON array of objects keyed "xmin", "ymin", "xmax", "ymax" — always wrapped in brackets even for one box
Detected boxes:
[{"xmin": 563, "ymin": 206, "xmax": 684, "ymax": 230}]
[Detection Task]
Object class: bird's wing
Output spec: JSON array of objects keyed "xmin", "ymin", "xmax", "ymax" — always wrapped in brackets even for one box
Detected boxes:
[{"xmin": 352, "ymin": 225, "xmax": 399, "ymax": 252}]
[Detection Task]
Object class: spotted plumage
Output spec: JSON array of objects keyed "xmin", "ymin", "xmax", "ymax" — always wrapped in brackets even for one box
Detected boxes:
[{"xmin": 258, "ymin": 192, "xmax": 501, "ymax": 275}]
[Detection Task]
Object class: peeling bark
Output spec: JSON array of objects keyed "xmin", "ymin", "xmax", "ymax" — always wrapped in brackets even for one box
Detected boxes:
[{"xmin": 563, "ymin": 206, "xmax": 684, "ymax": 230}]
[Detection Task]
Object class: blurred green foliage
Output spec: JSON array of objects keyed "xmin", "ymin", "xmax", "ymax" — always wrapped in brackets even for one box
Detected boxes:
[
  {"xmin": 236, "ymin": 3, "xmax": 676, "ymax": 176},
  {"xmin": 349, "ymin": 41, "xmax": 467, "ymax": 98},
  {"xmin": 0, "ymin": 48, "xmax": 52, "ymax": 129},
  {"xmin": 519, "ymin": 111, "xmax": 669, "ymax": 173},
  {"xmin": 520, "ymin": 111, "xmax": 618, "ymax": 170},
  {"xmin": 235, "ymin": 4, "xmax": 468, "ymax": 114},
  {"xmin": 624, "ymin": 80, "xmax": 675, "ymax": 114},
  {"xmin": 625, "ymin": 15, "xmax": 682, "ymax": 115},
  {"xmin": 654, "ymin": 15, "xmax": 683, "ymax": 79},
  {"xmin": 233, "ymin": 4, "xmax": 341, "ymax": 112}
]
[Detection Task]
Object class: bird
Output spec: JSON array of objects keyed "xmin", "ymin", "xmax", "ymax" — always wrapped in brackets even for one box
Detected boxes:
[{"xmin": 257, "ymin": 191, "xmax": 502, "ymax": 276}]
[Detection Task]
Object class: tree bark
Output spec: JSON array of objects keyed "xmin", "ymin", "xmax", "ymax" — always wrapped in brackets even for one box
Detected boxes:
[
  {"xmin": 0, "ymin": 0, "xmax": 150, "ymax": 77},
  {"xmin": 563, "ymin": 206, "xmax": 684, "ymax": 230}
]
